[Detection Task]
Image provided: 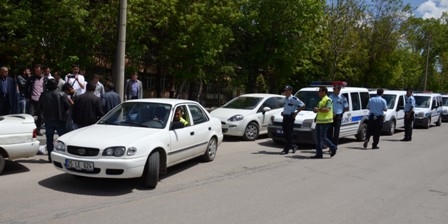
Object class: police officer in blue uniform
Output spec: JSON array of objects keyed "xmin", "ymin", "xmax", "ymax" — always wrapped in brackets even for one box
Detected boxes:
[
  {"xmin": 328, "ymin": 84, "xmax": 348, "ymax": 146},
  {"xmin": 401, "ymin": 88, "xmax": 415, "ymax": 141},
  {"xmin": 280, "ymin": 85, "xmax": 305, "ymax": 155},
  {"xmin": 363, "ymin": 88, "xmax": 387, "ymax": 149}
]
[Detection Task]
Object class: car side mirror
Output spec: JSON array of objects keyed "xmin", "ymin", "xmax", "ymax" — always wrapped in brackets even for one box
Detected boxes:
[{"xmin": 170, "ymin": 121, "xmax": 184, "ymax": 130}]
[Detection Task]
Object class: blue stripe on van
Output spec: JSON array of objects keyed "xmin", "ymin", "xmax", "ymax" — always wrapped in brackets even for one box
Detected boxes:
[{"xmin": 351, "ymin": 115, "xmax": 364, "ymax": 122}]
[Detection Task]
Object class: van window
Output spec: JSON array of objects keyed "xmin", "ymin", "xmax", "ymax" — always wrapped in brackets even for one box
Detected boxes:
[
  {"xmin": 351, "ymin": 92, "xmax": 361, "ymax": 110},
  {"xmin": 398, "ymin": 95, "xmax": 404, "ymax": 108},
  {"xmin": 360, "ymin": 92, "xmax": 370, "ymax": 109}
]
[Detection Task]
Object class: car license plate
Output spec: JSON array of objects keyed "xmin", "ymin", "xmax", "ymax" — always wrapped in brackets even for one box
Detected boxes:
[
  {"xmin": 65, "ymin": 159, "xmax": 94, "ymax": 172},
  {"xmin": 276, "ymin": 129, "xmax": 283, "ymax": 134}
]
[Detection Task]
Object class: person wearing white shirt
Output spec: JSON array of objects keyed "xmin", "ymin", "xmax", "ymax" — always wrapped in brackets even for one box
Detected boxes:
[{"xmin": 65, "ymin": 64, "xmax": 85, "ymax": 96}]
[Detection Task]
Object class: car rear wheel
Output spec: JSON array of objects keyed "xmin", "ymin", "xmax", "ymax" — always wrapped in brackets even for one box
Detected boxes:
[
  {"xmin": 203, "ymin": 137, "xmax": 217, "ymax": 162},
  {"xmin": 243, "ymin": 122, "xmax": 259, "ymax": 141},
  {"xmin": 141, "ymin": 151, "xmax": 160, "ymax": 189},
  {"xmin": 355, "ymin": 123, "xmax": 367, "ymax": 141},
  {"xmin": 0, "ymin": 155, "xmax": 5, "ymax": 175}
]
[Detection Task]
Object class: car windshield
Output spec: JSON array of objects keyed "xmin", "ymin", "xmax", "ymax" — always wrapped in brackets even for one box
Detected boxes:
[
  {"xmin": 414, "ymin": 96, "xmax": 431, "ymax": 108},
  {"xmin": 296, "ymin": 90, "xmax": 333, "ymax": 111},
  {"xmin": 222, "ymin": 96, "xmax": 263, "ymax": 109},
  {"xmin": 98, "ymin": 102, "xmax": 172, "ymax": 129},
  {"xmin": 380, "ymin": 94, "xmax": 397, "ymax": 109},
  {"xmin": 443, "ymin": 97, "xmax": 448, "ymax": 106}
]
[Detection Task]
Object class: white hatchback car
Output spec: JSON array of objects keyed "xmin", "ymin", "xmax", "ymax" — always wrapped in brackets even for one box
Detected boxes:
[
  {"xmin": 51, "ymin": 99, "xmax": 223, "ymax": 189},
  {"xmin": 210, "ymin": 93, "xmax": 284, "ymax": 140},
  {"xmin": 0, "ymin": 114, "xmax": 40, "ymax": 174}
]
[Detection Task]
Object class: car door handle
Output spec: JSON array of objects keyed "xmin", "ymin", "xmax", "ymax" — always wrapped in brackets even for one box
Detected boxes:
[{"xmin": 190, "ymin": 132, "xmax": 194, "ymax": 136}]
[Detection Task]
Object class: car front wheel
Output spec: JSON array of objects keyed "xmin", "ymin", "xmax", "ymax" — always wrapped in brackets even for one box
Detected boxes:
[
  {"xmin": 141, "ymin": 151, "xmax": 160, "ymax": 189},
  {"xmin": 355, "ymin": 123, "xmax": 367, "ymax": 141},
  {"xmin": 386, "ymin": 120, "xmax": 396, "ymax": 135},
  {"xmin": 0, "ymin": 155, "xmax": 5, "ymax": 175},
  {"xmin": 435, "ymin": 115, "xmax": 442, "ymax": 126},
  {"xmin": 243, "ymin": 122, "xmax": 259, "ymax": 141}
]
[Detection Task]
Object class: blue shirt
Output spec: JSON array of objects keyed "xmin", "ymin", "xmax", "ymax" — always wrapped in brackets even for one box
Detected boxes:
[
  {"xmin": 330, "ymin": 93, "xmax": 348, "ymax": 115},
  {"xmin": 404, "ymin": 95, "xmax": 415, "ymax": 112},
  {"xmin": 283, "ymin": 95, "xmax": 305, "ymax": 115},
  {"xmin": 367, "ymin": 96, "xmax": 387, "ymax": 116}
]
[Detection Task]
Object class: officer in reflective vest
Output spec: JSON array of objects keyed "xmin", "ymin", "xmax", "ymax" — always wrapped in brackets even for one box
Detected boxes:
[{"xmin": 312, "ymin": 86, "xmax": 337, "ymax": 158}]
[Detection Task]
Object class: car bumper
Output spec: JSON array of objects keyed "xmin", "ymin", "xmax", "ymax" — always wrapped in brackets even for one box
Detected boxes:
[
  {"xmin": 221, "ymin": 123, "xmax": 245, "ymax": 137},
  {"xmin": 413, "ymin": 117, "xmax": 428, "ymax": 127},
  {"xmin": 1, "ymin": 140, "xmax": 40, "ymax": 160},
  {"xmin": 51, "ymin": 151, "xmax": 148, "ymax": 178},
  {"xmin": 267, "ymin": 126, "xmax": 315, "ymax": 144}
]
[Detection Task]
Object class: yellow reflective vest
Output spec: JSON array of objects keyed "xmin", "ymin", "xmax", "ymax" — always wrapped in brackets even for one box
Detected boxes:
[{"xmin": 316, "ymin": 95, "xmax": 333, "ymax": 124}]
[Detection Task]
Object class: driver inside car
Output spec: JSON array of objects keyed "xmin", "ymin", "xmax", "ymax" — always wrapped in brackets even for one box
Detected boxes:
[{"xmin": 173, "ymin": 107, "xmax": 188, "ymax": 126}]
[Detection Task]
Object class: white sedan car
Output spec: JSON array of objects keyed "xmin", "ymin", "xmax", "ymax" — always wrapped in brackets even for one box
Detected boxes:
[
  {"xmin": 51, "ymin": 99, "xmax": 223, "ymax": 189},
  {"xmin": 0, "ymin": 114, "xmax": 40, "ymax": 174},
  {"xmin": 210, "ymin": 93, "xmax": 284, "ymax": 140}
]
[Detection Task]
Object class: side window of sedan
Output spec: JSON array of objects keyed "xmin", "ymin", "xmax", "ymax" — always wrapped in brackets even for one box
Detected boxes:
[{"xmin": 188, "ymin": 105, "xmax": 209, "ymax": 125}]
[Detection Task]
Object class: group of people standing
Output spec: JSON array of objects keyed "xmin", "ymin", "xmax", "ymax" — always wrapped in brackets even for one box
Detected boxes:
[
  {"xmin": 1, "ymin": 64, "xmax": 124, "ymax": 162},
  {"xmin": 280, "ymin": 85, "xmax": 416, "ymax": 159}
]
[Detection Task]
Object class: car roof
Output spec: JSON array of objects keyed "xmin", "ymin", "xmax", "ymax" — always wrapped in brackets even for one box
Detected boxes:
[
  {"xmin": 125, "ymin": 98, "xmax": 200, "ymax": 106},
  {"xmin": 236, "ymin": 93, "xmax": 284, "ymax": 97},
  {"xmin": 298, "ymin": 86, "xmax": 369, "ymax": 92},
  {"xmin": 414, "ymin": 93, "xmax": 441, "ymax": 97},
  {"xmin": 370, "ymin": 90, "xmax": 406, "ymax": 95}
]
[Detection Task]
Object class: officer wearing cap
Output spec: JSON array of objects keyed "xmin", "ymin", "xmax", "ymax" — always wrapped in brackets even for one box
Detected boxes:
[
  {"xmin": 328, "ymin": 84, "xmax": 348, "ymax": 146},
  {"xmin": 280, "ymin": 85, "xmax": 305, "ymax": 155}
]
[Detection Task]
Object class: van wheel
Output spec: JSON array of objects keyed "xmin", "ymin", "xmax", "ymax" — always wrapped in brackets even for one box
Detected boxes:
[
  {"xmin": 0, "ymin": 155, "xmax": 5, "ymax": 175},
  {"xmin": 435, "ymin": 115, "xmax": 442, "ymax": 126},
  {"xmin": 141, "ymin": 151, "xmax": 160, "ymax": 189},
  {"xmin": 424, "ymin": 118, "xmax": 430, "ymax": 129},
  {"xmin": 386, "ymin": 120, "xmax": 396, "ymax": 135},
  {"xmin": 355, "ymin": 123, "xmax": 367, "ymax": 141}
]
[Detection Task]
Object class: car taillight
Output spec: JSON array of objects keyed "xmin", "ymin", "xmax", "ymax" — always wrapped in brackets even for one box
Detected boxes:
[{"xmin": 33, "ymin": 128, "xmax": 37, "ymax": 138}]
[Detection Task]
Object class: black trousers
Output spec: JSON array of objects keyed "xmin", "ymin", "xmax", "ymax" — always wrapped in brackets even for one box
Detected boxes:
[
  {"xmin": 328, "ymin": 114, "xmax": 343, "ymax": 145},
  {"xmin": 282, "ymin": 115, "xmax": 295, "ymax": 151},
  {"xmin": 404, "ymin": 113, "xmax": 414, "ymax": 140},
  {"xmin": 366, "ymin": 115, "xmax": 384, "ymax": 147}
]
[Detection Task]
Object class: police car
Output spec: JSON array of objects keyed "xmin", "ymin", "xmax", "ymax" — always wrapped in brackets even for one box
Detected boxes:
[
  {"xmin": 267, "ymin": 82, "xmax": 370, "ymax": 144},
  {"xmin": 413, "ymin": 93, "xmax": 443, "ymax": 128},
  {"xmin": 369, "ymin": 90, "xmax": 406, "ymax": 135},
  {"xmin": 441, "ymin": 95, "xmax": 448, "ymax": 122}
]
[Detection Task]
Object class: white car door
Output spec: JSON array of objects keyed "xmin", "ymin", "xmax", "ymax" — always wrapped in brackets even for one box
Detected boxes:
[
  {"xmin": 168, "ymin": 106, "xmax": 197, "ymax": 164},
  {"xmin": 257, "ymin": 97, "xmax": 284, "ymax": 134},
  {"xmin": 187, "ymin": 104, "xmax": 212, "ymax": 156}
]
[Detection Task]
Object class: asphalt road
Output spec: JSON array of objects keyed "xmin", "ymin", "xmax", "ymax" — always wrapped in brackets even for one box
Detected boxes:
[{"xmin": 1, "ymin": 124, "xmax": 448, "ymax": 224}]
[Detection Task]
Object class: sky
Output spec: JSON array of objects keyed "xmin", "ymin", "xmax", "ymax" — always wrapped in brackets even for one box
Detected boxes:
[{"xmin": 405, "ymin": 0, "xmax": 448, "ymax": 18}]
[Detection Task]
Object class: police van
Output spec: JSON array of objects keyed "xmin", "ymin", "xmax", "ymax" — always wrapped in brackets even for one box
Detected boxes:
[
  {"xmin": 369, "ymin": 90, "xmax": 406, "ymax": 135},
  {"xmin": 442, "ymin": 95, "xmax": 448, "ymax": 122},
  {"xmin": 413, "ymin": 93, "xmax": 443, "ymax": 128},
  {"xmin": 267, "ymin": 82, "xmax": 370, "ymax": 144}
]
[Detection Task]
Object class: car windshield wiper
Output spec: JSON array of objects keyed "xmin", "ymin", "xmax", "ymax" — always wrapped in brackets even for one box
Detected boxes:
[
  {"xmin": 120, "ymin": 121, "xmax": 147, "ymax": 127},
  {"xmin": 98, "ymin": 120, "xmax": 118, "ymax": 125}
]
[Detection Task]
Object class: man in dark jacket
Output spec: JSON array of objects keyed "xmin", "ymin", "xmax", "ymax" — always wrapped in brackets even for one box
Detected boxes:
[
  {"xmin": 0, "ymin": 66, "xmax": 18, "ymax": 115},
  {"xmin": 101, "ymin": 81, "xmax": 121, "ymax": 114},
  {"xmin": 73, "ymin": 82, "xmax": 104, "ymax": 128},
  {"xmin": 25, "ymin": 64, "xmax": 50, "ymax": 135},
  {"xmin": 38, "ymin": 79, "xmax": 70, "ymax": 162}
]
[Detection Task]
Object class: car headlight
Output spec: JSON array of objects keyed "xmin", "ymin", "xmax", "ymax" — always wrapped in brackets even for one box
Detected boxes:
[
  {"xmin": 54, "ymin": 140, "xmax": 66, "ymax": 152},
  {"xmin": 126, "ymin": 147, "xmax": 137, "ymax": 156},
  {"xmin": 228, "ymin": 115, "xmax": 244, "ymax": 122},
  {"xmin": 443, "ymin": 109, "xmax": 448, "ymax": 114},
  {"xmin": 415, "ymin": 112, "xmax": 424, "ymax": 118},
  {"xmin": 302, "ymin": 119, "xmax": 314, "ymax": 128},
  {"xmin": 102, "ymin": 147, "xmax": 126, "ymax": 157}
]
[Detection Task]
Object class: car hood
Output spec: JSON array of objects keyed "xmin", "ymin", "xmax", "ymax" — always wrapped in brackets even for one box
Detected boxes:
[
  {"xmin": 58, "ymin": 124, "xmax": 163, "ymax": 147},
  {"xmin": 210, "ymin": 108, "xmax": 254, "ymax": 119}
]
